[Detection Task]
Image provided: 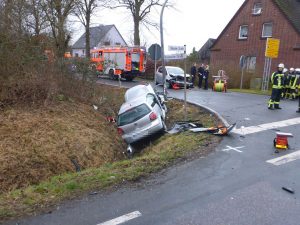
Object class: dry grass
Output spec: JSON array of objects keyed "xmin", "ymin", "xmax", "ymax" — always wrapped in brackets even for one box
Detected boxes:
[{"xmin": 0, "ymin": 99, "xmax": 126, "ymax": 193}]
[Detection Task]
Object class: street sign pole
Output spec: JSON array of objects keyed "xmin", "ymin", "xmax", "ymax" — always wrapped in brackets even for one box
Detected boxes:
[
  {"xmin": 183, "ymin": 45, "xmax": 187, "ymax": 121},
  {"xmin": 160, "ymin": 0, "xmax": 168, "ymax": 97},
  {"xmin": 154, "ymin": 44, "xmax": 157, "ymax": 84},
  {"xmin": 239, "ymin": 55, "xmax": 246, "ymax": 89}
]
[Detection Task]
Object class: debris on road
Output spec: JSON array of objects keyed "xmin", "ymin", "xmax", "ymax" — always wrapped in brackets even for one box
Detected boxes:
[
  {"xmin": 167, "ymin": 121, "xmax": 236, "ymax": 136},
  {"xmin": 282, "ymin": 186, "xmax": 295, "ymax": 194}
]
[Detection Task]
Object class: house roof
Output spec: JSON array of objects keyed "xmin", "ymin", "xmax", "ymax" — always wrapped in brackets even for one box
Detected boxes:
[
  {"xmin": 211, "ymin": 0, "xmax": 300, "ymax": 50},
  {"xmin": 72, "ymin": 25, "xmax": 116, "ymax": 49},
  {"xmin": 274, "ymin": 0, "xmax": 300, "ymax": 33},
  {"xmin": 198, "ymin": 38, "xmax": 216, "ymax": 60}
]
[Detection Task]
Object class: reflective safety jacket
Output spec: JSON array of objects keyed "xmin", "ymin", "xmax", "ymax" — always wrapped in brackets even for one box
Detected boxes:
[
  {"xmin": 289, "ymin": 73, "xmax": 298, "ymax": 89},
  {"xmin": 271, "ymin": 71, "xmax": 284, "ymax": 89}
]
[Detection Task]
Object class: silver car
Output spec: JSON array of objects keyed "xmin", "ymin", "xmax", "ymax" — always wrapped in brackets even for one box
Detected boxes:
[
  {"xmin": 155, "ymin": 66, "xmax": 194, "ymax": 89},
  {"xmin": 117, "ymin": 84, "xmax": 167, "ymax": 144}
]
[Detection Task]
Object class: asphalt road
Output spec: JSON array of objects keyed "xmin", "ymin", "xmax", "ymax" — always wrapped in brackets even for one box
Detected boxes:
[{"xmin": 8, "ymin": 78, "xmax": 300, "ymax": 225}]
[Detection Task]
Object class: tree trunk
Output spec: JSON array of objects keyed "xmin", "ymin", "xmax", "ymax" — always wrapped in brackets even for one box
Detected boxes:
[
  {"xmin": 134, "ymin": 18, "xmax": 140, "ymax": 46},
  {"xmin": 85, "ymin": 13, "xmax": 90, "ymax": 58}
]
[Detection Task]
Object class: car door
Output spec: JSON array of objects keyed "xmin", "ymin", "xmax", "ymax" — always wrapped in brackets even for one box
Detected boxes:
[{"xmin": 146, "ymin": 94, "xmax": 165, "ymax": 120}]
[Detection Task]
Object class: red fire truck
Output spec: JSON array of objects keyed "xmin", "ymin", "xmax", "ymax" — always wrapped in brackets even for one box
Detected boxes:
[{"xmin": 90, "ymin": 46, "xmax": 146, "ymax": 81}]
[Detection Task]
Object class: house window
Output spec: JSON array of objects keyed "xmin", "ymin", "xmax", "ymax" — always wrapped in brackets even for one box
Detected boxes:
[
  {"xmin": 115, "ymin": 42, "xmax": 121, "ymax": 46},
  {"xmin": 104, "ymin": 41, "xmax": 110, "ymax": 46},
  {"xmin": 252, "ymin": 3, "xmax": 262, "ymax": 15},
  {"xmin": 262, "ymin": 23, "xmax": 272, "ymax": 38},
  {"xmin": 239, "ymin": 25, "xmax": 248, "ymax": 39}
]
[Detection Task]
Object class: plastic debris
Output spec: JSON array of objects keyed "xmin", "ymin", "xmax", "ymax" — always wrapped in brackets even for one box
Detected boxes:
[
  {"xmin": 106, "ymin": 116, "xmax": 116, "ymax": 123},
  {"xmin": 167, "ymin": 121, "xmax": 236, "ymax": 136},
  {"xmin": 282, "ymin": 187, "xmax": 295, "ymax": 194},
  {"xmin": 93, "ymin": 105, "xmax": 98, "ymax": 110}
]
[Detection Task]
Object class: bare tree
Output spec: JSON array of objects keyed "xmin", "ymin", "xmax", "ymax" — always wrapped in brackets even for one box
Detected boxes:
[
  {"xmin": 0, "ymin": 0, "xmax": 28, "ymax": 38},
  {"xmin": 26, "ymin": 0, "xmax": 49, "ymax": 36},
  {"xmin": 110, "ymin": 0, "xmax": 166, "ymax": 46},
  {"xmin": 42, "ymin": 0, "xmax": 76, "ymax": 58},
  {"xmin": 73, "ymin": 0, "xmax": 108, "ymax": 58}
]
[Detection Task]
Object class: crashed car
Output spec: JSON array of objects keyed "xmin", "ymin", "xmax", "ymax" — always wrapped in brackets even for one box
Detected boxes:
[
  {"xmin": 155, "ymin": 66, "xmax": 194, "ymax": 89},
  {"xmin": 117, "ymin": 84, "xmax": 167, "ymax": 144}
]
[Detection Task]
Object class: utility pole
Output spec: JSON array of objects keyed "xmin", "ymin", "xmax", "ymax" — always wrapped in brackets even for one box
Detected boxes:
[
  {"xmin": 160, "ymin": 0, "xmax": 168, "ymax": 97},
  {"xmin": 184, "ymin": 45, "xmax": 187, "ymax": 121}
]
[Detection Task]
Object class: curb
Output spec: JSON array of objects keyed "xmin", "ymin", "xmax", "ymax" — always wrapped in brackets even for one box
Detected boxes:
[{"xmin": 172, "ymin": 98, "xmax": 230, "ymax": 127}]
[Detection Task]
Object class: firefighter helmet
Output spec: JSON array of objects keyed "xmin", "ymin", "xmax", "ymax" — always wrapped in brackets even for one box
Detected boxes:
[
  {"xmin": 278, "ymin": 63, "xmax": 285, "ymax": 68},
  {"xmin": 290, "ymin": 68, "xmax": 295, "ymax": 72}
]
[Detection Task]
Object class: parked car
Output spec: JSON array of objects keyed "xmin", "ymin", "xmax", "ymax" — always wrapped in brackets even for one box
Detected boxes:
[
  {"xmin": 155, "ymin": 66, "xmax": 194, "ymax": 89},
  {"xmin": 117, "ymin": 84, "xmax": 167, "ymax": 144}
]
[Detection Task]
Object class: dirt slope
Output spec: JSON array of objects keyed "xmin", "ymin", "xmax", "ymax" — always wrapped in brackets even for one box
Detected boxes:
[{"xmin": 0, "ymin": 101, "xmax": 125, "ymax": 192}]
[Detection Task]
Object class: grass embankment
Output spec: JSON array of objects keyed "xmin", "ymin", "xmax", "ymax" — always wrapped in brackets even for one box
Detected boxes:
[
  {"xmin": 229, "ymin": 88, "xmax": 271, "ymax": 95},
  {"xmin": 0, "ymin": 91, "xmax": 220, "ymax": 222}
]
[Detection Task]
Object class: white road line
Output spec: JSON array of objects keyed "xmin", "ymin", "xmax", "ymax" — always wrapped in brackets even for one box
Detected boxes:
[
  {"xmin": 266, "ymin": 150, "xmax": 300, "ymax": 166},
  {"xmin": 97, "ymin": 211, "xmax": 142, "ymax": 225},
  {"xmin": 222, "ymin": 145, "xmax": 245, "ymax": 153},
  {"xmin": 232, "ymin": 117, "xmax": 300, "ymax": 136}
]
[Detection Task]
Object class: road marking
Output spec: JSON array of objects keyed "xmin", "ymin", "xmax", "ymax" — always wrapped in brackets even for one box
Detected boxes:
[
  {"xmin": 222, "ymin": 145, "xmax": 245, "ymax": 153},
  {"xmin": 232, "ymin": 117, "xmax": 300, "ymax": 136},
  {"xmin": 97, "ymin": 211, "xmax": 142, "ymax": 225},
  {"xmin": 266, "ymin": 150, "xmax": 300, "ymax": 166}
]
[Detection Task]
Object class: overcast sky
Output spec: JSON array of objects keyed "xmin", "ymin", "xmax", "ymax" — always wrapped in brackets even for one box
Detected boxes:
[{"xmin": 71, "ymin": 0, "xmax": 245, "ymax": 54}]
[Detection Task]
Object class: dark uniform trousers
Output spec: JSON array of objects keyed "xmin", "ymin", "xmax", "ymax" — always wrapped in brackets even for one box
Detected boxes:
[{"xmin": 268, "ymin": 71, "xmax": 283, "ymax": 109}]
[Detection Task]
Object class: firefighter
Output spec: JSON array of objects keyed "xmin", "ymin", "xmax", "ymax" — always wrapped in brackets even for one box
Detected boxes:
[
  {"xmin": 281, "ymin": 68, "xmax": 289, "ymax": 99},
  {"xmin": 288, "ymin": 68, "xmax": 298, "ymax": 100},
  {"xmin": 284, "ymin": 68, "xmax": 294, "ymax": 99},
  {"xmin": 268, "ymin": 63, "xmax": 285, "ymax": 110}
]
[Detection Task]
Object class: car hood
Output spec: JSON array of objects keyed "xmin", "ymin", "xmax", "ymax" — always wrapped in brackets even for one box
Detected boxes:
[{"xmin": 169, "ymin": 73, "xmax": 191, "ymax": 78}]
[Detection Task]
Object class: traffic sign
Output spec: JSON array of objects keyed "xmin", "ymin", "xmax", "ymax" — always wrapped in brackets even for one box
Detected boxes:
[
  {"xmin": 164, "ymin": 53, "xmax": 186, "ymax": 60},
  {"xmin": 239, "ymin": 55, "xmax": 247, "ymax": 69},
  {"xmin": 265, "ymin": 38, "xmax": 280, "ymax": 58},
  {"xmin": 168, "ymin": 45, "xmax": 185, "ymax": 51},
  {"xmin": 148, "ymin": 44, "xmax": 161, "ymax": 60}
]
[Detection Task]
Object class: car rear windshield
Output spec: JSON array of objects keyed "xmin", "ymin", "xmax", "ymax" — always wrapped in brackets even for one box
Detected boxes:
[{"xmin": 118, "ymin": 104, "xmax": 151, "ymax": 126}]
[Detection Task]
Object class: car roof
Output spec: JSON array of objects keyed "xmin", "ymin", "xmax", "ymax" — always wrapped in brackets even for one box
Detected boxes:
[{"xmin": 124, "ymin": 84, "xmax": 155, "ymax": 102}]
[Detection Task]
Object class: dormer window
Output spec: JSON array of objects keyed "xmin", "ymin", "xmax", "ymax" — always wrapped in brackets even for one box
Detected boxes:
[
  {"xmin": 252, "ymin": 3, "xmax": 262, "ymax": 15},
  {"xmin": 239, "ymin": 25, "xmax": 248, "ymax": 39}
]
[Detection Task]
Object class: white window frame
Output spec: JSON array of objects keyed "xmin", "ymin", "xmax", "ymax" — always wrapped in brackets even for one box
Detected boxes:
[
  {"xmin": 239, "ymin": 25, "xmax": 249, "ymax": 39},
  {"xmin": 262, "ymin": 22, "xmax": 273, "ymax": 38},
  {"xmin": 252, "ymin": 3, "xmax": 262, "ymax": 15}
]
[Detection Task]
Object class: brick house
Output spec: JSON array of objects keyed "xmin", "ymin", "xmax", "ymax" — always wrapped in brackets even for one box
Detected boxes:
[{"xmin": 210, "ymin": 0, "xmax": 300, "ymax": 88}]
